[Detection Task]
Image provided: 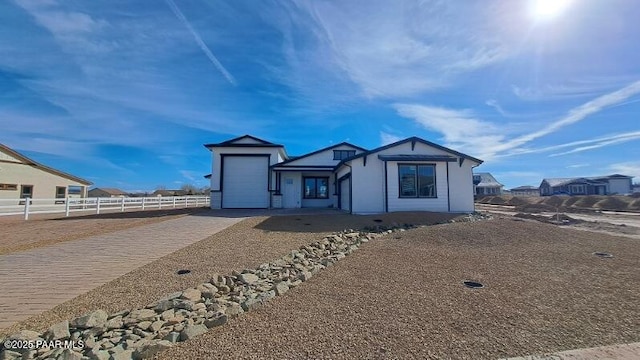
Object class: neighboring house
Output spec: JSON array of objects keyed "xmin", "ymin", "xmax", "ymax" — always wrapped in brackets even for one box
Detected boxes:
[
  {"xmin": 473, "ymin": 172, "xmax": 504, "ymax": 196},
  {"xmin": 88, "ymin": 188, "xmax": 128, "ymax": 197},
  {"xmin": 0, "ymin": 144, "xmax": 91, "ymax": 200},
  {"xmin": 510, "ymin": 185, "xmax": 540, "ymax": 196},
  {"xmin": 539, "ymin": 174, "xmax": 633, "ymax": 196},
  {"xmin": 152, "ymin": 189, "xmax": 188, "ymax": 197},
  {"xmin": 205, "ymin": 134, "xmax": 483, "ymax": 214},
  {"xmin": 633, "ymin": 183, "xmax": 640, "ymax": 193}
]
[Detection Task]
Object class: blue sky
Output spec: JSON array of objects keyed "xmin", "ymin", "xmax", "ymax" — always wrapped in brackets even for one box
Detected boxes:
[{"xmin": 1, "ymin": 0, "xmax": 639, "ymax": 191}]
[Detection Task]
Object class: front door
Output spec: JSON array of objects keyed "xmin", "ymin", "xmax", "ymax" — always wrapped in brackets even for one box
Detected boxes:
[{"xmin": 283, "ymin": 177, "xmax": 300, "ymax": 208}]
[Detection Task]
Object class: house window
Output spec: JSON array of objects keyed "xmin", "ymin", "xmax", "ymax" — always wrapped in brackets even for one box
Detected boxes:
[
  {"xmin": 333, "ymin": 150, "xmax": 356, "ymax": 160},
  {"xmin": 569, "ymin": 184, "xmax": 586, "ymax": 194},
  {"xmin": 0, "ymin": 184, "xmax": 18, "ymax": 191},
  {"xmin": 20, "ymin": 185, "xmax": 33, "ymax": 198},
  {"xmin": 303, "ymin": 177, "xmax": 329, "ymax": 199},
  {"xmin": 399, "ymin": 164, "xmax": 436, "ymax": 198},
  {"xmin": 56, "ymin": 186, "xmax": 66, "ymax": 198},
  {"xmin": 68, "ymin": 186, "xmax": 83, "ymax": 196}
]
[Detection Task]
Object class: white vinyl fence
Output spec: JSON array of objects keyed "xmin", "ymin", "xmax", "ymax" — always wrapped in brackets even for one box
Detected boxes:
[{"xmin": 0, "ymin": 196, "xmax": 210, "ymax": 220}]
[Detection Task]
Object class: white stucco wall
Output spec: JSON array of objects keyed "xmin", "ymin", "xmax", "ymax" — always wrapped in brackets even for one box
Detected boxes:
[
  {"xmin": 0, "ymin": 162, "xmax": 88, "ymax": 200},
  {"xmin": 608, "ymin": 178, "xmax": 632, "ymax": 194},
  {"xmin": 348, "ymin": 141, "xmax": 479, "ymax": 214},
  {"xmin": 281, "ymin": 145, "xmax": 364, "ymax": 167}
]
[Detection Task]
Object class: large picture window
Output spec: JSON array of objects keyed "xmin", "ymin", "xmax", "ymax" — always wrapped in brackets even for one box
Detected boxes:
[
  {"xmin": 304, "ymin": 177, "xmax": 329, "ymax": 199},
  {"xmin": 398, "ymin": 164, "xmax": 436, "ymax": 198}
]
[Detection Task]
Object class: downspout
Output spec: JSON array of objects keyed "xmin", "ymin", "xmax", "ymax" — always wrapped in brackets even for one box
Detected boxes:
[{"xmin": 471, "ymin": 163, "xmax": 481, "ymax": 213}]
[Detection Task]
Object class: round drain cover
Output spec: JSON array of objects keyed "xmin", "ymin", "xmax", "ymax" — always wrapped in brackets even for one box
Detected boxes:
[
  {"xmin": 463, "ymin": 281, "xmax": 484, "ymax": 289},
  {"xmin": 373, "ymin": 219, "xmax": 383, "ymax": 223},
  {"xmin": 176, "ymin": 269, "xmax": 191, "ymax": 275},
  {"xmin": 593, "ymin": 252, "xmax": 613, "ymax": 258}
]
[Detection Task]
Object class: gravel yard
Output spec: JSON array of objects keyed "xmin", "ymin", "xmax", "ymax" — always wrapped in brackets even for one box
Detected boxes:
[
  {"xmin": 0, "ymin": 208, "xmax": 208, "ymax": 255},
  {"xmin": 151, "ymin": 218, "xmax": 639, "ymax": 359},
  {"xmin": 4, "ymin": 213, "xmax": 638, "ymax": 359},
  {"xmin": 0, "ymin": 212, "xmax": 457, "ymax": 337}
]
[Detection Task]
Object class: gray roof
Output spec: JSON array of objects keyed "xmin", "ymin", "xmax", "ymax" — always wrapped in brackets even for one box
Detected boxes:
[
  {"xmin": 510, "ymin": 185, "xmax": 539, "ymax": 191},
  {"xmin": 542, "ymin": 174, "xmax": 631, "ymax": 187},
  {"xmin": 474, "ymin": 172, "xmax": 503, "ymax": 187}
]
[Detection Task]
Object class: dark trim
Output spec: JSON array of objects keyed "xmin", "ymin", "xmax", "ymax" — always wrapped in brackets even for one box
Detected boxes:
[
  {"xmin": 204, "ymin": 134, "xmax": 281, "ymax": 148},
  {"xmin": 459, "ymin": 157, "xmax": 465, "ymax": 167},
  {"xmin": 271, "ymin": 169, "xmax": 334, "ymax": 172},
  {"xmin": 302, "ymin": 176, "xmax": 330, "ymax": 199},
  {"xmin": 363, "ymin": 155, "xmax": 367, "ymax": 166},
  {"xmin": 397, "ymin": 163, "xmax": 437, "ymax": 198},
  {"xmin": 384, "ymin": 161, "xmax": 389, "ymax": 212},
  {"xmin": 378, "ymin": 155, "xmax": 456, "ymax": 162},
  {"xmin": 206, "ymin": 144, "xmax": 283, "ymax": 148},
  {"xmin": 446, "ymin": 162, "xmax": 450, "ymax": 212},
  {"xmin": 411, "ymin": 140, "xmax": 416, "ymax": 151},
  {"xmin": 335, "ymin": 136, "xmax": 483, "ymax": 169},
  {"xmin": 275, "ymin": 142, "xmax": 366, "ymax": 166},
  {"xmin": 333, "ymin": 173, "xmax": 338, "ymax": 196}
]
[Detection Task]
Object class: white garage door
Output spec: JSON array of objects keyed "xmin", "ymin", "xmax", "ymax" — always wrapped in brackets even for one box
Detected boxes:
[
  {"xmin": 340, "ymin": 177, "xmax": 350, "ymax": 212},
  {"xmin": 222, "ymin": 156, "xmax": 269, "ymax": 208}
]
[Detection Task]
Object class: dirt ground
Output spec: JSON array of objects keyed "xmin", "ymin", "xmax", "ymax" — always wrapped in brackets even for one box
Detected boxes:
[
  {"xmin": 0, "ymin": 208, "xmax": 208, "ymax": 255},
  {"xmin": 3, "ymin": 213, "xmax": 639, "ymax": 359},
  {"xmin": 155, "ymin": 218, "xmax": 640, "ymax": 359},
  {"xmin": 0, "ymin": 211, "xmax": 458, "ymax": 337}
]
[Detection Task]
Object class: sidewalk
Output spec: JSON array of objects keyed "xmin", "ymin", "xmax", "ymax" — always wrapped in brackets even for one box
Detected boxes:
[{"xmin": 0, "ymin": 215, "xmax": 244, "ymax": 329}]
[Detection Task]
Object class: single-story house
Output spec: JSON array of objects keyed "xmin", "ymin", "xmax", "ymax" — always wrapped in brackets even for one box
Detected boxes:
[
  {"xmin": 205, "ymin": 135, "xmax": 483, "ymax": 214},
  {"xmin": 539, "ymin": 174, "xmax": 633, "ymax": 196},
  {"xmin": 88, "ymin": 188, "xmax": 128, "ymax": 198},
  {"xmin": 473, "ymin": 172, "xmax": 504, "ymax": 196},
  {"xmin": 510, "ymin": 185, "xmax": 540, "ymax": 196},
  {"xmin": 0, "ymin": 143, "xmax": 91, "ymax": 200},
  {"xmin": 153, "ymin": 189, "xmax": 188, "ymax": 197}
]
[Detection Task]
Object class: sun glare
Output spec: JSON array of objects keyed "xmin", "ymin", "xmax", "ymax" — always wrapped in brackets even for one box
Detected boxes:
[{"xmin": 530, "ymin": 0, "xmax": 573, "ymax": 21}]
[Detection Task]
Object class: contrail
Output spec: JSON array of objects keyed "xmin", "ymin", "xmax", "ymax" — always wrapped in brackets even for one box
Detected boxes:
[{"xmin": 165, "ymin": 0, "xmax": 236, "ymax": 85}]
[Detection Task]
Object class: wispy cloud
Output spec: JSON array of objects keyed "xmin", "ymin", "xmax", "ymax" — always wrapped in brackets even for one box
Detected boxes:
[
  {"xmin": 379, "ymin": 131, "xmax": 402, "ymax": 146},
  {"xmin": 272, "ymin": 1, "xmax": 518, "ymax": 99},
  {"xmin": 510, "ymin": 130, "xmax": 640, "ymax": 157},
  {"xmin": 395, "ymin": 81, "xmax": 640, "ymax": 160},
  {"xmin": 164, "ymin": 0, "xmax": 235, "ymax": 85},
  {"xmin": 567, "ymin": 163, "xmax": 590, "ymax": 169},
  {"xmin": 608, "ymin": 162, "xmax": 640, "ymax": 179}
]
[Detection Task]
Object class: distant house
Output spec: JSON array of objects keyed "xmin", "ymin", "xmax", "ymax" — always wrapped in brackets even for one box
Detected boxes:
[
  {"xmin": 539, "ymin": 174, "xmax": 633, "ymax": 196},
  {"xmin": 510, "ymin": 185, "xmax": 540, "ymax": 196},
  {"xmin": 88, "ymin": 188, "xmax": 128, "ymax": 198},
  {"xmin": 152, "ymin": 189, "xmax": 188, "ymax": 197},
  {"xmin": 0, "ymin": 144, "xmax": 91, "ymax": 200},
  {"xmin": 473, "ymin": 172, "xmax": 504, "ymax": 196},
  {"xmin": 633, "ymin": 183, "xmax": 640, "ymax": 193}
]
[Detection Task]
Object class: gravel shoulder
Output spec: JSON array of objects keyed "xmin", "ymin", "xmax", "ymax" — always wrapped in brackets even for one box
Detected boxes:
[
  {"xmin": 153, "ymin": 218, "xmax": 640, "ymax": 359},
  {"xmin": 0, "ymin": 208, "xmax": 207, "ymax": 255}
]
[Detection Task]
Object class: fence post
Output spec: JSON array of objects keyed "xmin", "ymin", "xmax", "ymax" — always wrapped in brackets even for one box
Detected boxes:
[
  {"xmin": 195, "ymin": 197, "xmax": 199, "ymax": 207},
  {"xmin": 96, "ymin": 198, "xmax": 101, "ymax": 214},
  {"xmin": 23, "ymin": 197, "xmax": 30, "ymax": 220},
  {"xmin": 173, "ymin": 197, "xmax": 176, "ymax": 208},
  {"xmin": 159, "ymin": 197, "xmax": 162, "ymax": 209},
  {"xmin": 121, "ymin": 197, "xmax": 125, "ymax": 212},
  {"xmin": 65, "ymin": 197, "xmax": 70, "ymax": 217},
  {"xmin": 185, "ymin": 197, "xmax": 188, "ymax": 208}
]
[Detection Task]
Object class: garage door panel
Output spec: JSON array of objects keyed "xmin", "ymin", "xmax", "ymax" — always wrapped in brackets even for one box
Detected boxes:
[{"xmin": 222, "ymin": 156, "xmax": 269, "ymax": 208}]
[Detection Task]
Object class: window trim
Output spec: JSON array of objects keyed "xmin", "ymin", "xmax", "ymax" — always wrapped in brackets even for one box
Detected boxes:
[
  {"xmin": 56, "ymin": 186, "xmax": 67, "ymax": 198},
  {"xmin": 398, "ymin": 163, "xmax": 437, "ymax": 199},
  {"xmin": 20, "ymin": 185, "xmax": 33, "ymax": 198},
  {"xmin": 303, "ymin": 176, "xmax": 330, "ymax": 199},
  {"xmin": 333, "ymin": 150, "xmax": 356, "ymax": 160}
]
